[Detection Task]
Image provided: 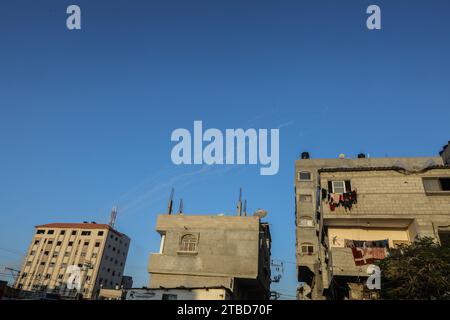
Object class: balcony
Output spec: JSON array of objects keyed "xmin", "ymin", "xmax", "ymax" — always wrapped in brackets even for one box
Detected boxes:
[{"xmin": 328, "ymin": 247, "xmax": 371, "ymax": 277}]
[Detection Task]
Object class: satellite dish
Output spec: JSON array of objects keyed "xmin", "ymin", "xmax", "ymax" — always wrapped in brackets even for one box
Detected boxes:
[{"xmin": 253, "ymin": 209, "xmax": 268, "ymax": 218}]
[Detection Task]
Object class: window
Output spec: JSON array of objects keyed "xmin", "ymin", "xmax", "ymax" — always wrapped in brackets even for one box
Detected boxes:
[
  {"xmin": 95, "ymin": 242, "xmax": 100, "ymax": 247},
  {"xmin": 442, "ymin": 178, "xmax": 450, "ymax": 191},
  {"xmin": 179, "ymin": 234, "xmax": 198, "ymax": 253},
  {"xmin": 47, "ymin": 230, "xmax": 54, "ymax": 235},
  {"xmin": 44, "ymin": 251, "xmax": 49, "ymax": 256},
  {"xmin": 60, "ymin": 230, "xmax": 65, "ymax": 235},
  {"xmin": 299, "ymin": 217, "xmax": 314, "ymax": 227},
  {"xmin": 64, "ymin": 252, "xmax": 70, "ymax": 257},
  {"xmin": 92, "ymin": 253, "xmax": 97, "ymax": 258},
  {"xmin": 81, "ymin": 231, "xmax": 91, "ymax": 236},
  {"xmin": 36, "ymin": 229, "xmax": 45, "ymax": 234},
  {"xmin": 298, "ymin": 171, "xmax": 311, "ymax": 181},
  {"xmin": 48, "ymin": 240, "xmax": 53, "ymax": 245},
  {"xmin": 299, "ymin": 194, "xmax": 312, "ymax": 202},
  {"xmin": 71, "ymin": 231, "xmax": 77, "ymax": 235},
  {"xmin": 162, "ymin": 294, "xmax": 177, "ymax": 300},
  {"xmin": 30, "ymin": 250, "xmax": 36, "ymax": 256},
  {"xmin": 58, "ymin": 274, "xmax": 64, "ymax": 279},
  {"xmin": 68, "ymin": 241, "xmax": 73, "ymax": 246},
  {"xmin": 98, "ymin": 231, "xmax": 104, "ymax": 236},
  {"xmin": 52, "ymin": 252, "xmax": 59, "ymax": 258},
  {"xmin": 84, "ymin": 241, "xmax": 89, "ymax": 246},
  {"xmin": 329, "ymin": 180, "xmax": 351, "ymax": 194},
  {"xmin": 423, "ymin": 177, "xmax": 450, "ymax": 193},
  {"xmin": 438, "ymin": 230, "xmax": 450, "ymax": 247},
  {"xmin": 34, "ymin": 240, "xmax": 40, "ymax": 245},
  {"xmin": 56, "ymin": 241, "xmax": 62, "ymax": 246},
  {"xmin": 332, "ymin": 181, "xmax": 345, "ymax": 194},
  {"xmin": 301, "ymin": 243, "xmax": 314, "ymax": 255}
]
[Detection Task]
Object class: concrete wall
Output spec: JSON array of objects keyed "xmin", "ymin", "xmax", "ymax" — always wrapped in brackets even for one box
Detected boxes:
[
  {"xmin": 148, "ymin": 214, "xmax": 270, "ymax": 299},
  {"xmin": 321, "ymin": 169, "xmax": 450, "ymax": 220},
  {"xmin": 126, "ymin": 288, "xmax": 230, "ymax": 300}
]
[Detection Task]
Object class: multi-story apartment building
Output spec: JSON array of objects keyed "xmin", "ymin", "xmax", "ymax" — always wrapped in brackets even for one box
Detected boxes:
[
  {"xmin": 14, "ymin": 221, "xmax": 130, "ymax": 299},
  {"xmin": 295, "ymin": 141, "xmax": 450, "ymax": 300},
  {"xmin": 147, "ymin": 213, "xmax": 272, "ymax": 300}
]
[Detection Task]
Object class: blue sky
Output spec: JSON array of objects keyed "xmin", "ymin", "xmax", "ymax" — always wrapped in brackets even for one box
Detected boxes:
[{"xmin": 0, "ymin": 0, "xmax": 449, "ymax": 299}]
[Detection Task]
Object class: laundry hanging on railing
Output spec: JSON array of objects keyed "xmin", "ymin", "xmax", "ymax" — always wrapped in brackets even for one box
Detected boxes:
[
  {"xmin": 325, "ymin": 190, "xmax": 357, "ymax": 212},
  {"xmin": 344, "ymin": 239, "xmax": 388, "ymax": 266},
  {"xmin": 344, "ymin": 239, "xmax": 388, "ymax": 248}
]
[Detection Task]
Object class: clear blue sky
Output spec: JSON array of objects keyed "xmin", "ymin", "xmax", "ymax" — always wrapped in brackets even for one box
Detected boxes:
[{"xmin": 0, "ymin": 0, "xmax": 449, "ymax": 299}]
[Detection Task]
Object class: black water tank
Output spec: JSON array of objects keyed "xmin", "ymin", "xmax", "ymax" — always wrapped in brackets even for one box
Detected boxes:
[
  {"xmin": 301, "ymin": 152, "xmax": 310, "ymax": 159},
  {"xmin": 357, "ymin": 153, "xmax": 366, "ymax": 158}
]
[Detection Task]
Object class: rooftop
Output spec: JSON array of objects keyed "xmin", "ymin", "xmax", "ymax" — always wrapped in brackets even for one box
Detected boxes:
[{"xmin": 35, "ymin": 222, "xmax": 127, "ymax": 237}]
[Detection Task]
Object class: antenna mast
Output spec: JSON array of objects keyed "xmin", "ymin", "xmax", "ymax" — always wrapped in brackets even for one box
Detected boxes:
[
  {"xmin": 178, "ymin": 199, "xmax": 184, "ymax": 214},
  {"xmin": 109, "ymin": 206, "xmax": 117, "ymax": 228},
  {"xmin": 167, "ymin": 188, "xmax": 174, "ymax": 215},
  {"xmin": 236, "ymin": 188, "xmax": 242, "ymax": 216}
]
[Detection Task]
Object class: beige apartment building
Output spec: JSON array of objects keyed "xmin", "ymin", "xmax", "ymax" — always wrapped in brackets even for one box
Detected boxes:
[
  {"xmin": 295, "ymin": 141, "xmax": 450, "ymax": 300},
  {"xmin": 14, "ymin": 221, "xmax": 130, "ymax": 299},
  {"xmin": 147, "ymin": 213, "xmax": 272, "ymax": 300}
]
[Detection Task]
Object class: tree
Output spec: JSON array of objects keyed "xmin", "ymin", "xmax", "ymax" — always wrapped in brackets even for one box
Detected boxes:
[{"xmin": 377, "ymin": 237, "xmax": 450, "ymax": 299}]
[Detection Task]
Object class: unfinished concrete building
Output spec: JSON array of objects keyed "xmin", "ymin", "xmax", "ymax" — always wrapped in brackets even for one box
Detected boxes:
[
  {"xmin": 295, "ymin": 141, "xmax": 450, "ymax": 300},
  {"xmin": 147, "ymin": 192, "xmax": 272, "ymax": 300}
]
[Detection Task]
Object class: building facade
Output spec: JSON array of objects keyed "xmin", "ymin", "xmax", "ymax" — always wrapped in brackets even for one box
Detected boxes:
[
  {"xmin": 148, "ymin": 214, "xmax": 271, "ymax": 300},
  {"xmin": 14, "ymin": 222, "xmax": 130, "ymax": 299},
  {"xmin": 295, "ymin": 142, "xmax": 450, "ymax": 300}
]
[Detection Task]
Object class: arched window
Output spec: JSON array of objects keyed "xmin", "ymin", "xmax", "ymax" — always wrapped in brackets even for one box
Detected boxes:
[
  {"xmin": 301, "ymin": 243, "xmax": 314, "ymax": 255},
  {"xmin": 179, "ymin": 234, "xmax": 197, "ymax": 252}
]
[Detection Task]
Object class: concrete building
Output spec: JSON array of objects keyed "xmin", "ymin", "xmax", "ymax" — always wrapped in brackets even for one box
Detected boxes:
[
  {"xmin": 148, "ymin": 212, "xmax": 271, "ymax": 300},
  {"xmin": 14, "ymin": 221, "xmax": 130, "ymax": 299},
  {"xmin": 295, "ymin": 142, "xmax": 450, "ymax": 300},
  {"xmin": 126, "ymin": 287, "xmax": 233, "ymax": 300}
]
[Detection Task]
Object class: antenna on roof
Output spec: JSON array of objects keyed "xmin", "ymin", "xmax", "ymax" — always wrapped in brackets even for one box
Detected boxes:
[
  {"xmin": 236, "ymin": 188, "xmax": 242, "ymax": 216},
  {"xmin": 243, "ymin": 199, "xmax": 247, "ymax": 217},
  {"xmin": 167, "ymin": 188, "xmax": 174, "ymax": 215},
  {"xmin": 178, "ymin": 199, "xmax": 184, "ymax": 214},
  {"xmin": 109, "ymin": 206, "xmax": 117, "ymax": 228}
]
